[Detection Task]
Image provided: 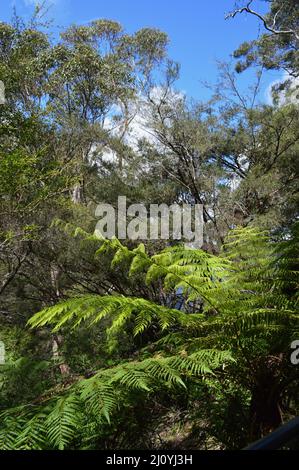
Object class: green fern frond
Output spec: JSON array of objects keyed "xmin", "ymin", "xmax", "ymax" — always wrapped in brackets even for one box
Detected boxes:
[{"xmin": 46, "ymin": 394, "xmax": 83, "ymax": 450}]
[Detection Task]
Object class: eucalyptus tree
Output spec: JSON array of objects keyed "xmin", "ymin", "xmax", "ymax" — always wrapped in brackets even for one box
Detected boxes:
[{"xmin": 0, "ymin": 14, "xmax": 172, "ymax": 321}]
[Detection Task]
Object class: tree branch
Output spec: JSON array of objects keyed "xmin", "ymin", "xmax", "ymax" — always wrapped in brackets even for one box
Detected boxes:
[{"xmin": 226, "ymin": 1, "xmax": 299, "ymax": 41}]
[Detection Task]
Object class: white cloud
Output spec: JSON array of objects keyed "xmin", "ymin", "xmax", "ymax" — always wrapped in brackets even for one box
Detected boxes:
[
  {"xmin": 88, "ymin": 87, "xmax": 185, "ymax": 172},
  {"xmin": 122, "ymin": 87, "xmax": 185, "ymax": 151}
]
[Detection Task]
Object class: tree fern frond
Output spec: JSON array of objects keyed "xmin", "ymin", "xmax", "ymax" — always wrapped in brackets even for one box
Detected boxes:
[{"xmin": 46, "ymin": 394, "xmax": 83, "ymax": 450}]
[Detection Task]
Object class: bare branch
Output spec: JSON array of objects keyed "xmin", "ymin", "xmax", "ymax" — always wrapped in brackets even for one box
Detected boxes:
[
  {"xmin": 0, "ymin": 249, "xmax": 31, "ymax": 296},
  {"xmin": 226, "ymin": 1, "xmax": 299, "ymax": 41}
]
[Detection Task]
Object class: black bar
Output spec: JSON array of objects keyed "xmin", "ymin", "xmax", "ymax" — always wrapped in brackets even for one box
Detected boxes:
[{"xmin": 245, "ymin": 417, "xmax": 299, "ymax": 450}]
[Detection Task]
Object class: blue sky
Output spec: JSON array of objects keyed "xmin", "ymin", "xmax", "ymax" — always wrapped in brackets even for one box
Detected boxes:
[{"xmin": 2, "ymin": 0, "xmax": 282, "ymax": 102}]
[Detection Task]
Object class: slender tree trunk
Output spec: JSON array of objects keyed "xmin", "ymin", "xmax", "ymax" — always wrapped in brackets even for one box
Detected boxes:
[
  {"xmin": 71, "ymin": 181, "xmax": 84, "ymax": 204},
  {"xmin": 50, "ymin": 266, "xmax": 70, "ymax": 377},
  {"xmin": 52, "ymin": 334, "xmax": 70, "ymax": 377}
]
